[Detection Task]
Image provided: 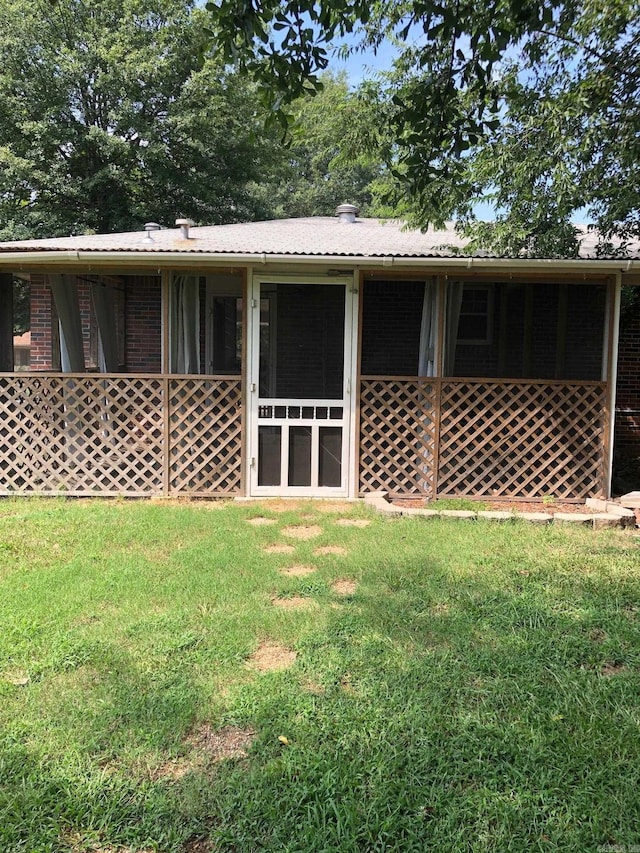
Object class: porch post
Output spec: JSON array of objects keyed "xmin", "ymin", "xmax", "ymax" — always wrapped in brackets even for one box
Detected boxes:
[
  {"xmin": 604, "ymin": 273, "xmax": 621, "ymax": 498},
  {"xmin": 0, "ymin": 273, "xmax": 13, "ymax": 371}
]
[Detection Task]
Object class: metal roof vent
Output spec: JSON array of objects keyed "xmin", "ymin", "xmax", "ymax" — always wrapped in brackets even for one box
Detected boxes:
[
  {"xmin": 336, "ymin": 203, "xmax": 359, "ymax": 224},
  {"xmin": 142, "ymin": 222, "xmax": 161, "ymax": 243},
  {"xmin": 176, "ymin": 218, "xmax": 195, "ymax": 239}
]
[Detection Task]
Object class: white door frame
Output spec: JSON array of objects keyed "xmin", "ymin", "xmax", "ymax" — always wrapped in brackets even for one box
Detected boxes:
[{"xmin": 247, "ymin": 272, "xmax": 358, "ymax": 497}]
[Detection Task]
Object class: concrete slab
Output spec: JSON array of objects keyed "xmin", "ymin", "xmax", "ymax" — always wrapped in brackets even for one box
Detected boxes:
[
  {"xmin": 477, "ymin": 511, "xmax": 514, "ymax": 522},
  {"xmin": 592, "ymin": 514, "xmax": 624, "ymax": 530},
  {"xmin": 400, "ymin": 507, "xmax": 440, "ymax": 518},
  {"xmin": 586, "ymin": 498, "xmax": 609, "ymax": 512},
  {"xmin": 438, "ymin": 510, "xmax": 477, "ymax": 519},
  {"xmin": 618, "ymin": 491, "xmax": 640, "ymax": 509},
  {"xmin": 553, "ymin": 512, "xmax": 596, "ymax": 525},
  {"xmin": 518, "ymin": 512, "xmax": 554, "ymax": 524}
]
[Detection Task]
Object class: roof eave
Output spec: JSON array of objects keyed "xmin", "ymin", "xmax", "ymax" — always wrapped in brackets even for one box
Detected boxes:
[{"xmin": 0, "ymin": 248, "xmax": 638, "ymax": 276}]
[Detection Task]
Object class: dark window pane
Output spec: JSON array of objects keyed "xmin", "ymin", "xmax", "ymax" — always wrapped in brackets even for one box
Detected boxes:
[
  {"xmin": 211, "ymin": 296, "xmax": 242, "ymax": 373},
  {"xmin": 288, "ymin": 426, "xmax": 312, "ymax": 486},
  {"xmin": 319, "ymin": 427, "xmax": 342, "ymax": 487},
  {"xmin": 258, "ymin": 426, "xmax": 281, "ymax": 486},
  {"xmin": 260, "ymin": 283, "xmax": 345, "ymax": 399}
]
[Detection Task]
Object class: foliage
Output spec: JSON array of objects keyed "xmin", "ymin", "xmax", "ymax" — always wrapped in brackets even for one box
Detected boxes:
[
  {"xmin": 207, "ymin": 0, "xmax": 640, "ymax": 256},
  {"xmin": 1, "ymin": 499, "xmax": 640, "ymax": 850},
  {"xmin": 12, "ymin": 280, "xmax": 29, "ymax": 335},
  {"xmin": 251, "ymin": 72, "xmax": 396, "ymax": 219},
  {"xmin": 0, "ymin": 0, "xmax": 281, "ymax": 238}
]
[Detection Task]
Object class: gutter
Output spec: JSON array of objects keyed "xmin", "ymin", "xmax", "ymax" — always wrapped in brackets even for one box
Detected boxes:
[{"xmin": 0, "ymin": 249, "xmax": 638, "ymax": 275}]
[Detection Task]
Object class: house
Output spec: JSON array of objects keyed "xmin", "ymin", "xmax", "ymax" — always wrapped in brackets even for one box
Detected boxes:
[
  {"xmin": 12, "ymin": 331, "xmax": 30, "ymax": 370},
  {"xmin": 0, "ymin": 205, "xmax": 638, "ymax": 500}
]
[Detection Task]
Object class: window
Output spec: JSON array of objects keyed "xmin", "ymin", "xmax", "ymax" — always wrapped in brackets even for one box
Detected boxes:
[
  {"xmin": 456, "ymin": 285, "xmax": 493, "ymax": 344},
  {"xmin": 205, "ymin": 274, "xmax": 243, "ymax": 375}
]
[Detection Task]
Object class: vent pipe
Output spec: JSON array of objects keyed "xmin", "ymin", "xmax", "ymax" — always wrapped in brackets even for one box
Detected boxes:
[
  {"xmin": 336, "ymin": 203, "xmax": 359, "ymax": 224},
  {"xmin": 176, "ymin": 218, "xmax": 195, "ymax": 239},
  {"xmin": 142, "ymin": 222, "xmax": 161, "ymax": 243}
]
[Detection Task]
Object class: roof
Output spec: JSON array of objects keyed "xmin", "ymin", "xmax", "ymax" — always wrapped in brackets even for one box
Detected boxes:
[
  {"xmin": 0, "ymin": 216, "xmax": 638, "ymax": 261},
  {"xmin": 13, "ymin": 331, "xmax": 30, "ymax": 347}
]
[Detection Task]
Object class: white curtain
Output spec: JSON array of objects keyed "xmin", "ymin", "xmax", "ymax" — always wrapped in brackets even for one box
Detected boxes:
[
  {"xmin": 170, "ymin": 275, "xmax": 200, "ymax": 374},
  {"xmin": 49, "ymin": 274, "xmax": 85, "ymax": 372},
  {"xmin": 91, "ymin": 280, "xmax": 119, "ymax": 373},
  {"xmin": 418, "ymin": 279, "xmax": 437, "ymax": 376},
  {"xmin": 444, "ymin": 282, "xmax": 464, "ymax": 376}
]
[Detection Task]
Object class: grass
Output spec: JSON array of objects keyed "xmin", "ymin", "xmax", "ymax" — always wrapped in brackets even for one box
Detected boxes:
[{"xmin": 1, "ymin": 498, "xmax": 639, "ymax": 852}]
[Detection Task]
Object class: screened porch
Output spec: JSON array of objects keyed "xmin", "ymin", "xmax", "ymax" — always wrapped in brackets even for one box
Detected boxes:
[
  {"xmin": 0, "ymin": 271, "xmax": 245, "ymax": 496},
  {"xmin": 358, "ymin": 276, "xmax": 612, "ymax": 500}
]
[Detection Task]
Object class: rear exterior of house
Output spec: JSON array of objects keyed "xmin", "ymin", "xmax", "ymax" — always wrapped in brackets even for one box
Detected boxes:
[{"xmin": 0, "ymin": 211, "xmax": 638, "ymax": 501}]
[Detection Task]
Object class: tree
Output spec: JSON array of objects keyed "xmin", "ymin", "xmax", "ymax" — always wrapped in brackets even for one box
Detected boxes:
[
  {"xmin": 206, "ymin": 0, "xmax": 640, "ymax": 256},
  {"xmin": 0, "ymin": 0, "xmax": 281, "ymax": 239},
  {"xmin": 252, "ymin": 72, "xmax": 396, "ymax": 219}
]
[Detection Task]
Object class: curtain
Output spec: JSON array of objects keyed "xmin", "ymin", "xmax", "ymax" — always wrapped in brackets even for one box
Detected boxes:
[
  {"xmin": 444, "ymin": 282, "xmax": 464, "ymax": 376},
  {"xmin": 418, "ymin": 279, "xmax": 437, "ymax": 376},
  {"xmin": 170, "ymin": 275, "xmax": 200, "ymax": 374},
  {"xmin": 49, "ymin": 274, "xmax": 85, "ymax": 372},
  {"xmin": 91, "ymin": 280, "xmax": 119, "ymax": 373}
]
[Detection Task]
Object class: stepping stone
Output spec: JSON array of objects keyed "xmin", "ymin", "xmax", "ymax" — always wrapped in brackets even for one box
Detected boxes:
[
  {"xmin": 331, "ymin": 579, "xmax": 357, "ymax": 595},
  {"xmin": 247, "ymin": 517, "xmax": 276, "ymax": 526},
  {"xmin": 263, "ymin": 544, "xmax": 296, "ymax": 554},
  {"xmin": 279, "ymin": 564, "xmax": 316, "ymax": 577},
  {"xmin": 271, "ymin": 595, "xmax": 316, "ymax": 610},
  {"xmin": 281, "ymin": 525, "xmax": 322, "ymax": 540},
  {"xmin": 247, "ymin": 642, "xmax": 296, "ymax": 671},
  {"xmin": 335, "ymin": 518, "xmax": 371, "ymax": 528}
]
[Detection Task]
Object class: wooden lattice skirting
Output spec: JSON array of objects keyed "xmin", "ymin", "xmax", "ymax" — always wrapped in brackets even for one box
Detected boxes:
[
  {"xmin": 0, "ymin": 374, "xmax": 242, "ymax": 496},
  {"xmin": 360, "ymin": 377, "xmax": 607, "ymax": 500}
]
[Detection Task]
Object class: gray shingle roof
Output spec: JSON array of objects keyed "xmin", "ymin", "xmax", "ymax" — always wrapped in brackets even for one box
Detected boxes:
[{"xmin": 0, "ymin": 216, "xmax": 637, "ymax": 260}]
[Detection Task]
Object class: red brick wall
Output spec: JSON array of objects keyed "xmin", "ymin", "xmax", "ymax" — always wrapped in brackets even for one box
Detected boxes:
[
  {"xmin": 29, "ymin": 273, "xmax": 162, "ymax": 373},
  {"xmin": 29, "ymin": 275, "xmax": 57, "ymax": 370},
  {"xmin": 125, "ymin": 275, "xmax": 162, "ymax": 373}
]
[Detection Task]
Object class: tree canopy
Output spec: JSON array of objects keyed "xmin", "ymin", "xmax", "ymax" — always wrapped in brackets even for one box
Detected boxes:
[
  {"xmin": 250, "ymin": 72, "xmax": 395, "ymax": 219},
  {"xmin": 207, "ymin": 0, "xmax": 640, "ymax": 256},
  {"xmin": 0, "ymin": 0, "xmax": 283, "ymax": 238}
]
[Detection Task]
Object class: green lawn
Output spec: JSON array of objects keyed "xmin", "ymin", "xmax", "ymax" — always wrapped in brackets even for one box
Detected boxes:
[{"xmin": 1, "ymin": 498, "xmax": 639, "ymax": 852}]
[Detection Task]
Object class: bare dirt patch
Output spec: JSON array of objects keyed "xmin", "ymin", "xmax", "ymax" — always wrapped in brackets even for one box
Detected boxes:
[
  {"xmin": 2, "ymin": 670, "xmax": 30, "ymax": 686},
  {"xmin": 148, "ymin": 725, "xmax": 255, "ymax": 782},
  {"xmin": 147, "ymin": 758, "xmax": 193, "ymax": 782},
  {"xmin": 187, "ymin": 723, "xmax": 256, "ymax": 762},
  {"xmin": 246, "ymin": 517, "xmax": 276, "ymax": 526},
  {"xmin": 303, "ymin": 678, "xmax": 326, "ymax": 695},
  {"xmin": 271, "ymin": 595, "xmax": 316, "ymax": 610},
  {"xmin": 263, "ymin": 543, "xmax": 296, "ymax": 554},
  {"xmin": 315, "ymin": 545, "xmax": 348, "ymax": 556},
  {"xmin": 281, "ymin": 524, "xmax": 322, "ymax": 540},
  {"xmin": 315, "ymin": 501, "xmax": 357, "ymax": 514},
  {"xmin": 279, "ymin": 563, "xmax": 316, "ymax": 577},
  {"xmin": 601, "ymin": 661, "xmax": 628, "ymax": 677},
  {"xmin": 247, "ymin": 642, "xmax": 297, "ymax": 671},
  {"xmin": 182, "ymin": 839, "xmax": 217, "ymax": 853},
  {"xmin": 331, "ymin": 579, "xmax": 358, "ymax": 595},
  {"xmin": 335, "ymin": 518, "xmax": 371, "ymax": 528}
]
